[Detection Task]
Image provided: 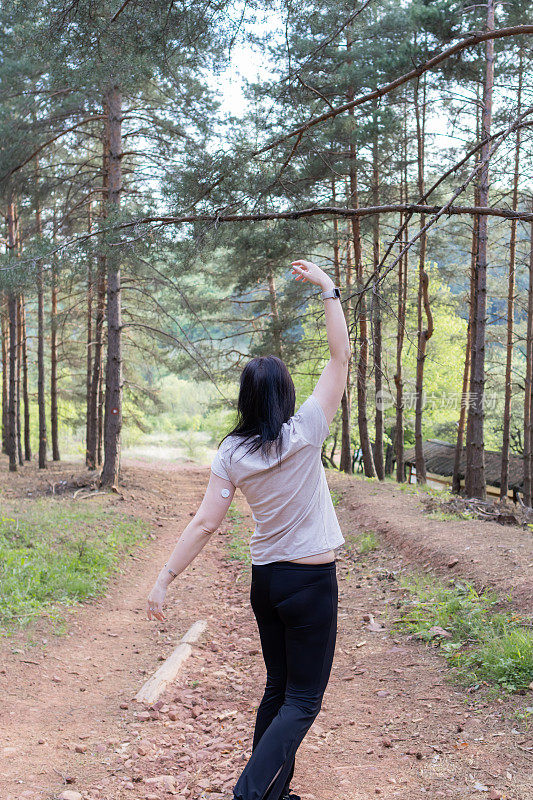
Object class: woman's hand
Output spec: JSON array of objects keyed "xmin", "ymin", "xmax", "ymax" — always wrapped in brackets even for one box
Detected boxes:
[
  {"xmin": 290, "ymin": 259, "xmax": 334, "ymax": 290},
  {"xmin": 147, "ymin": 579, "xmax": 167, "ymax": 621}
]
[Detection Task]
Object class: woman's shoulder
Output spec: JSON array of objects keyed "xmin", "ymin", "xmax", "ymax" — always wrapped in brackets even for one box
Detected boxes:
[{"xmin": 286, "ymin": 394, "xmax": 329, "ymax": 448}]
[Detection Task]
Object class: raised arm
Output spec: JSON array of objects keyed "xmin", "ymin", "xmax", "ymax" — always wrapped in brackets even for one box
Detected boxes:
[{"xmin": 291, "ymin": 259, "xmax": 351, "ymax": 426}]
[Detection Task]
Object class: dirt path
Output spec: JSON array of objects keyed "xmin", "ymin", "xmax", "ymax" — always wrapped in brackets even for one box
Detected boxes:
[
  {"xmin": 327, "ymin": 473, "xmax": 533, "ymax": 616},
  {"xmin": 1, "ymin": 462, "xmax": 533, "ymax": 800}
]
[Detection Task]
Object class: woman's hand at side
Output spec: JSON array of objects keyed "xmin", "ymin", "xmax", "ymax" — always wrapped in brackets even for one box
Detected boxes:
[
  {"xmin": 145, "ymin": 472, "xmax": 236, "ymax": 623},
  {"xmin": 290, "ymin": 259, "xmax": 334, "ymax": 291},
  {"xmin": 147, "ymin": 578, "xmax": 167, "ymax": 621}
]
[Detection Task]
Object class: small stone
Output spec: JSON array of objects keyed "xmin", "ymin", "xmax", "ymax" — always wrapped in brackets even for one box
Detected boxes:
[
  {"xmin": 488, "ymin": 790, "xmax": 502, "ymax": 800},
  {"xmin": 59, "ymin": 792, "xmax": 82, "ymax": 800},
  {"xmin": 145, "ymin": 775, "xmax": 176, "ymax": 792},
  {"xmin": 120, "ymin": 702, "xmax": 129, "ymax": 709},
  {"xmin": 136, "ymin": 711, "xmax": 151, "ymax": 722},
  {"xmin": 74, "ymin": 744, "xmax": 87, "ymax": 753},
  {"xmin": 381, "ymin": 737, "xmax": 392, "ymax": 748},
  {"xmin": 447, "ymin": 559, "xmax": 459, "ymax": 568}
]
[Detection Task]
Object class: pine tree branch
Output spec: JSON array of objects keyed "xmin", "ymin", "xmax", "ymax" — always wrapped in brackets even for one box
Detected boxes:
[
  {"xmin": 254, "ymin": 25, "xmax": 533, "ymax": 157},
  {"xmin": 0, "ymin": 116, "xmax": 106, "ymax": 184}
]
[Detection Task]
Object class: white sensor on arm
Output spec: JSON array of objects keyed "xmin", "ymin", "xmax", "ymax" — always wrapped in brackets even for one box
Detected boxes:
[{"xmin": 220, "ymin": 488, "xmax": 230, "ymax": 498}]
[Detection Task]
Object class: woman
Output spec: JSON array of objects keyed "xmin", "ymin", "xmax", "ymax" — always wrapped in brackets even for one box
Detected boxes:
[{"xmin": 147, "ymin": 258, "xmax": 350, "ymax": 800}]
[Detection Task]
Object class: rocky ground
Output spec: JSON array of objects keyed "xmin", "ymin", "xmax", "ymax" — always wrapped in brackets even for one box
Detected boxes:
[{"xmin": 1, "ymin": 460, "xmax": 533, "ymax": 800}]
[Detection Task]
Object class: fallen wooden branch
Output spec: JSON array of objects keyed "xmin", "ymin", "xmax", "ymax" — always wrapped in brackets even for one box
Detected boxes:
[{"xmin": 134, "ymin": 619, "xmax": 207, "ymax": 705}]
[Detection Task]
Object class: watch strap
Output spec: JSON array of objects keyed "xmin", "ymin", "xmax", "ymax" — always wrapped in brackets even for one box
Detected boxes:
[{"xmin": 321, "ymin": 286, "xmax": 341, "ymax": 300}]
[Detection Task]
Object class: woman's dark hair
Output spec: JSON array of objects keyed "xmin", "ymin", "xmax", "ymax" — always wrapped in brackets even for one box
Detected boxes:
[{"xmin": 220, "ymin": 355, "xmax": 296, "ymax": 467}]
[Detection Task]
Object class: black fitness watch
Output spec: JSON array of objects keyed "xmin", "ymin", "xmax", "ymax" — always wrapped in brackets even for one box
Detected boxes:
[{"xmin": 321, "ymin": 286, "xmax": 341, "ymax": 300}]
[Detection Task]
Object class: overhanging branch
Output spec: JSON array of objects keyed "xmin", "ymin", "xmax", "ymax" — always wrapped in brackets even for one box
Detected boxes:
[{"xmin": 119, "ymin": 204, "xmax": 533, "ymax": 230}]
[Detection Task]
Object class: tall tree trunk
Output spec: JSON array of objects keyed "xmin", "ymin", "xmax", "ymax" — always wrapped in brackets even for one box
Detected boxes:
[
  {"xmin": 350, "ymin": 160, "xmax": 375, "ymax": 478},
  {"xmin": 87, "ymin": 118, "xmax": 109, "ymax": 471},
  {"xmin": 455, "ymin": 88, "xmax": 482, "ymax": 495},
  {"xmin": 7, "ymin": 293, "xmax": 18, "ymax": 472},
  {"xmin": 6, "ymin": 195, "xmax": 18, "ymax": 472},
  {"xmin": 50, "ymin": 252, "xmax": 60, "ymax": 461},
  {"xmin": 101, "ymin": 84, "xmax": 124, "ymax": 488},
  {"xmin": 20, "ymin": 297, "xmax": 31, "ymax": 462},
  {"xmin": 16, "ymin": 297, "xmax": 23, "ymax": 465},
  {"xmin": 395, "ymin": 102, "xmax": 408, "ymax": 483},
  {"xmin": 523, "ymin": 197, "xmax": 533, "ymax": 507},
  {"xmin": 452, "ymin": 220, "xmax": 478, "ymax": 494},
  {"xmin": 1, "ymin": 304, "xmax": 8, "ymax": 455},
  {"xmin": 97, "ymin": 357, "xmax": 104, "ymax": 466},
  {"xmin": 334, "ymin": 178, "xmax": 352, "ymax": 474},
  {"xmin": 500, "ymin": 52, "xmax": 522, "ymax": 500},
  {"xmin": 347, "ymin": 30, "xmax": 375, "ymax": 478},
  {"xmin": 267, "ymin": 266, "xmax": 282, "ymax": 359},
  {"xmin": 35, "ymin": 169, "xmax": 47, "ymax": 469},
  {"xmin": 465, "ymin": 0, "xmax": 494, "ymax": 500},
  {"xmin": 86, "ymin": 202, "xmax": 94, "ymax": 466},
  {"xmin": 413, "ymin": 73, "xmax": 433, "ymax": 485},
  {"xmin": 371, "ymin": 99, "xmax": 384, "ymax": 480}
]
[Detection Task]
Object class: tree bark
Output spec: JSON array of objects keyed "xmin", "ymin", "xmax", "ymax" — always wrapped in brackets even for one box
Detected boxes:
[
  {"xmin": 6, "ymin": 195, "xmax": 18, "ymax": 472},
  {"xmin": 97, "ymin": 355, "xmax": 104, "ymax": 466},
  {"xmin": 101, "ymin": 84, "xmax": 124, "ymax": 488},
  {"xmin": 452, "ymin": 214, "xmax": 478, "ymax": 495},
  {"xmin": 523, "ymin": 197, "xmax": 533, "ymax": 507},
  {"xmin": 20, "ymin": 297, "xmax": 31, "ymax": 462},
  {"xmin": 50, "ymin": 251, "xmax": 60, "ymax": 461},
  {"xmin": 346, "ymin": 29, "xmax": 375, "ymax": 478},
  {"xmin": 86, "ymin": 202, "xmax": 94, "ymax": 466},
  {"xmin": 35, "ymin": 169, "xmax": 47, "ymax": 468},
  {"xmin": 459, "ymin": 87, "xmax": 482, "ymax": 495},
  {"xmin": 465, "ymin": 0, "xmax": 494, "ymax": 500},
  {"xmin": 7, "ymin": 292, "xmax": 18, "ymax": 472},
  {"xmin": 1, "ymin": 305, "xmax": 8, "ymax": 456},
  {"xmin": 413, "ymin": 73, "xmax": 433, "ymax": 485},
  {"xmin": 394, "ymin": 99, "xmax": 408, "ymax": 483},
  {"xmin": 16, "ymin": 296, "xmax": 23, "ymax": 466},
  {"xmin": 334, "ymin": 178, "xmax": 352, "ymax": 474},
  {"xmin": 371, "ymin": 99, "xmax": 384, "ymax": 480},
  {"xmin": 87, "ymin": 116, "xmax": 109, "ymax": 471},
  {"xmin": 500, "ymin": 51, "xmax": 522, "ymax": 500}
]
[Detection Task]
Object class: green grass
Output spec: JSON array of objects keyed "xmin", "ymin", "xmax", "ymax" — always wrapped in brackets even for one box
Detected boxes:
[
  {"xmin": 355, "ymin": 531, "xmax": 379, "ymax": 554},
  {"xmin": 395, "ymin": 573, "xmax": 533, "ymax": 694},
  {"xmin": 329, "ymin": 488, "xmax": 342, "ymax": 506},
  {"xmin": 426, "ymin": 509, "xmax": 473, "ymax": 521},
  {"xmin": 0, "ymin": 499, "xmax": 149, "ymax": 636}
]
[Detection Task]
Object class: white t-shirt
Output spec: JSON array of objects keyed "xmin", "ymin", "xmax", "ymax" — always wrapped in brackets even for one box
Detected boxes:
[{"xmin": 210, "ymin": 394, "xmax": 345, "ymax": 565}]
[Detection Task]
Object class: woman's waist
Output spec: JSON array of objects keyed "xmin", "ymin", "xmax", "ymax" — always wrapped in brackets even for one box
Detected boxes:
[{"xmin": 285, "ymin": 549, "xmax": 335, "ymax": 565}]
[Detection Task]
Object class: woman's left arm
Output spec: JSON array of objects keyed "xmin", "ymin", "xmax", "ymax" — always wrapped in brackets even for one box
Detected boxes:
[{"xmin": 146, "ymin": 472, "xmax": 236, "ymax": 621}]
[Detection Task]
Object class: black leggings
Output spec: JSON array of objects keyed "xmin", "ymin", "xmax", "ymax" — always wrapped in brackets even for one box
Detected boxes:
[{"xmin": 233, "ymin": 560, "xmax": 338, "ymax": 800}]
